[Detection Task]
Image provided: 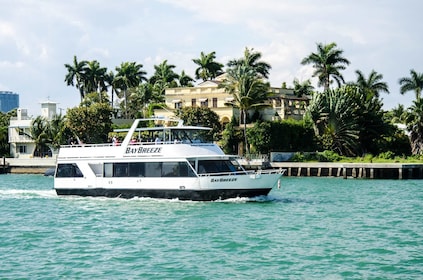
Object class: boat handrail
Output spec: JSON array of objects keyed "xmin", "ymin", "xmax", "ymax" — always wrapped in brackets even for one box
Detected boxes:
[
  {"xmin": 198, "ymin": 170, "xmax": 253, "ymax": 177},
  {"xmin": 197, "ymin": 169, "xmax": 285, "ymax": 177},
  {"xmin": 60, "ymin": 140, "xmax": 215, "ymax": 148}
]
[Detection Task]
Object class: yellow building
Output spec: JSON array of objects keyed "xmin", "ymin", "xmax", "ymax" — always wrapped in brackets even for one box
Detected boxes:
[{"xmin": 154, "ymin": 74, "xmax": 310, "ymax": 124}]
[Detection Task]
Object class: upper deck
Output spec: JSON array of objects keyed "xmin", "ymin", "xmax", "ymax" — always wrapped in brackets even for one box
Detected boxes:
[{"xmin": 58, "ymin": 117, "xmax": 224, "ymax": 160}]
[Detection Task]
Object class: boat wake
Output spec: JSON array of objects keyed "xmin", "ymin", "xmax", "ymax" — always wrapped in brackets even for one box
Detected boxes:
[{"xmin": 0, "ymin": 189, "xmax": 57, "ymax": 199}]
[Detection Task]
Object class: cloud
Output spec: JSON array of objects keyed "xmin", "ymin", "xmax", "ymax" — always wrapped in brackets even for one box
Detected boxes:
[{"xmin": 0, "ymin": 0, "xmax": 422, "ymax": 114}]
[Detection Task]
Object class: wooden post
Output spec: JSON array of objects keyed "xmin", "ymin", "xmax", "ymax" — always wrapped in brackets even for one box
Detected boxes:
[{"xmin": 398, "ymin": 168, "xmax": 403, "ymax": 180}]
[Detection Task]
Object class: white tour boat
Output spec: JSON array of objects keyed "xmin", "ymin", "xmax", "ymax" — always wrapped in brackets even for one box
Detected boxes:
[{"xmin": 54, "ymin": 117, "xmax": 284, "ymax": 201}]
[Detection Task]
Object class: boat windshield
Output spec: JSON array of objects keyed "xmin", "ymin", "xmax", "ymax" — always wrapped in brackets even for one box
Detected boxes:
[
  {"xmin": 171, "ymin": 129, "xmax": 211, "ymax": 143},
  {"xmin": 196, "ymin": 159, "xmax": 245, "ymax": 175}
]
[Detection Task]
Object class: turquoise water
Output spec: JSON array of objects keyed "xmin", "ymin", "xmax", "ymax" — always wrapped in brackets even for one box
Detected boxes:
[{"xmin": 0, "ymin": 174, "xmax": 422, "ymax": 279}]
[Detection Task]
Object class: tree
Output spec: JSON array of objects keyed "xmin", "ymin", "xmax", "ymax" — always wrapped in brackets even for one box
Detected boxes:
[
  {"xmin": 178, "ymin": 70, "xmax": 194, "ymax": 87},
  {"xmin": 193, "ymin": 51, "xmax": 224, "ymax": 81},
  {"xmin": 66, "ymin": 92, "xmax": 113, "ymax": 143},
  {"xmin": 0, "ymin": 109, "xmax": 16, "ymax": 156},
  {"xmin": 301, "ymin": 42, "xmax": 350, "ymax": 91},
  {"xmin": 404, "ymin": 98, "xmax": 423, "ymax": 155},
  {"xmin": 149, "ymin": 60, "xmax": 179, "ymax": 96},
  {"xmin": 64, "ymin": 55, "xmax": 88, "ymax": 101},
  {"xmin": 307, "ymin": 84, "xmax": 391, "ymax": 156},
  {"xmin": 114, "ymin": 62, "xmax": 147, "ymax": 118},
  {"xmin": 306, "ymin": 86, "xmax": 360, "ymax": 156},
  {"xmin": 220, "ymin": 64, "xmax": 270, "ymax": 155},
  {"xmin": 293, "ymin": 79, "xmax": 314, "ymax": 97},
  {"xmin": 227, "ymin": 47, "xmax": 271, "ymax": 79},
  {"xmin": 385, "ymin": 104, "xmax": 407, "ymax": 124},
  {"xmin": 83, "ymin": 60, "xmax": 108, "ymax": 98},
  {"xmin": 176, "ymin": 107, "xmax": 222, "ymax": 141},
  {"xmin": 352, "ymin": 69, "xmax": 389, "ymax": 98},
  {"xmin": 220, "ymin": 121, "xmax": 243, "ymax": 155},
  {"xmin": 399, "ymin": 69, "xmax": 423, "ymax": 100},
  {"xmin": 126, "ymin": 83, "xmax": 161, "ymax": 119},
  {"xmin": 105, "ymin": 71, "xmax": 117, "ymax": 112}
]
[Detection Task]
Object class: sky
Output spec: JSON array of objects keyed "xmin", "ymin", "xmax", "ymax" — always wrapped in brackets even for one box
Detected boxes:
[{"xmin": 0, "ymin": 0, "xmax": 421, "ymax": 116}]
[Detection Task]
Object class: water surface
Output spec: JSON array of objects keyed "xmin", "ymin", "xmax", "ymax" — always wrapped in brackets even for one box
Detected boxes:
[{"xmin": 0, "ymin": 174, "xmax": 422, "ymax": 279}]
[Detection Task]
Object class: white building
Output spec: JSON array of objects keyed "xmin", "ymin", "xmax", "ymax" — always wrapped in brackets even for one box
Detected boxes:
[{"xmin": 8, "ymin": 101, "xmax": 59, "ymax": 158}]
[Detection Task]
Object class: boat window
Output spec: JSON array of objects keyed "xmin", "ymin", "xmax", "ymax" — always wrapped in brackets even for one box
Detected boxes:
[
  {"xmin": 103, "ymin": 162, "xmax": 196, "ymax": 178},
  {"xmin": 129, "ymin": 162, "xmax": 145, "ymax": 177},
  {"xmin": 88, "ymin": 163, "xmax": 103, "ymax": 177},
  {"xmin": 171, "ymin": 129, "xmax": 211, "ymax": 143},
  {"xmin": 113, "ymin": 163, "xmax": 129, "ymax": 177},
  {"xmin": 104, "ymin": 163, "xmax": 113, "ymax": 177},
  {"xmin": 197, "ymin": 160, "xmax": 237, "ymax": 174},
  {"xmin": 56, "ymin": 163, "xmax": 84, "ymax": 178}
]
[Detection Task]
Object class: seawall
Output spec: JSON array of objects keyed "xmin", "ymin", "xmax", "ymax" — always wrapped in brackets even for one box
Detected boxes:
[{"xmin": 1, "ymin": 158, "xmax": 56, "ymax": 174}]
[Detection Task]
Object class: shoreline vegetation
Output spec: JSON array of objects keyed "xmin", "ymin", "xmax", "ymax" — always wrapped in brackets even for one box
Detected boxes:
[{"xmin": 2, "ymin": 43, "xmax": 423, "ymax": 166}]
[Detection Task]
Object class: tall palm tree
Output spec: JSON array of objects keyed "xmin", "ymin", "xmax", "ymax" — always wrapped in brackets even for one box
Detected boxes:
[
  {"xmin": 193, "ymin": 51, "xmax": 224, "ymax": 81},
  {"xmin": 220, "ymin": 64, "xmax": 270, "ymax": 155},
  {"xmin": 178, "ymin": 70, "xmax": 194, "ymax": 87},
  {"xmin": 83, "ymin": 60, "xmax": 108, "ymax": 103},
  {"xmin": 64, "ymin": 55, "xmax": 88, "ymax": 102},
  {"xmin": 301, "ymin": 42, "xmax": 350, "ymax": 91},
  {"xmin": 353, "ymin": 69, "xmax": 389, "ymax": 98},
  {"xmin": 105, "ymin": 71, "xmax": 117, "ymax": 111},
  {"xmin": 84, "ymin": 60, "xmax": 107, "ymax": 93},
  {"xmin": 149, "ymin": 60, "xmax": 179, "ymax": 95},
  {"xmin": 399, "ymin": 69, "xmax": 423, "ymax": 100},
  {"xmin": 227, "ymin": 47, "xmax": 271, "ymax": 79},
  {"xmin": 114, "ymin": 62, "xmax": 147, "ymax": 118},
  {"xmin": 404, "ymin": 98, "xmax": 423, "ymax": 154}
]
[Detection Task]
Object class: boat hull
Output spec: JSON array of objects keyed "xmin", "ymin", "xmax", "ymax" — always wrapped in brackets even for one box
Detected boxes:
[{"xmin": 55, "ymin": 187, "xmax": 272, "ymax": 201}]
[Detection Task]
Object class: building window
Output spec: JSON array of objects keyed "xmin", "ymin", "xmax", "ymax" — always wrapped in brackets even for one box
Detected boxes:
[
  {"xmin": 191, "ymin": 98, "xmax": 196, "ymax": 107},
  {"xmin": 212, "ymin": 98, "xmax": 218, "ymax": 108},
  {"xmin": 200, "ymin": 98, "xmax": 208, "ymax": 107},
  {"xmin": 18, "ymin": 145, "xmax": 27, "ymax": 154},
  {"xmin": 174, "ymin": 102, "xmax": 182, "ymax": 109}
]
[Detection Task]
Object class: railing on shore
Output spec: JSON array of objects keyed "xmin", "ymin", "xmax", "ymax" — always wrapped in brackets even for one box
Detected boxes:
[{"xmin": 269, "ymin": 162, "xmax": 423, "ymax": 179}]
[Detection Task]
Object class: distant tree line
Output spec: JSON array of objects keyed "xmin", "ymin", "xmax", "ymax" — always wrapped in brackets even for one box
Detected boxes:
[{"xmin": 1, "ymin": 42, "xmax": 423, "ymax": 160}]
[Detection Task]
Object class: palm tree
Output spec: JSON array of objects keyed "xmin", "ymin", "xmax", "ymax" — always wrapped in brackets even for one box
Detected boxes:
[
  {"xmin": 178, "ymin": 70, "xmax": 194, "ymax": 87},
  {"xmin": 306, "ymin": 86, "xmax": 360, "ymax": 156},
  {"xmin": 293, "ymin": 79, "xmax": 314, "ymax": 97},
  {"xmin": 404, "ymin": 98, "xmax": 423, "ymax": 154},
  {"xmin": 193, "ymin": 51, "xmax": 224, "ymax": 81},
  {"xmin": 30, "ymin": 116, "xmax": 52, "ymax": 157},
  {"xmin": 301, "ymin": 42, "xmax": 350, "ymax": 91},
  {"xmin": 227, "ymin": 47, "xmax": 271, "ymax": 79},
  {"xmin": 105, "ymin": 71, "xmax": 117, "ymax": 112},
  {"xmin": 149, "ymin": 60, "xmax": 179, "ymax": 96},
  {"xmin": 64, "ymin": 55, "xmax": 88, "ymax": 101},
  {"xmin": 84, "ymin": 60, "xmax": 108, "ymax": 93},
  {"xmin": 353, "ymin": 69, "xmax": 389, "ymax": 98},
  {"xmin": 399, "ymin": 69, "xmax": 423, "ymax": 100},
  {"xmin": 385, "ymin": 104, "xmax": 407, "ymax": 124},
  {"xmin": 114, "ymin": 62, "xmax": 147, "ymax": 118},
  {"xmin": 220, "ymin": 64, "xmax": 270, "ymax": 155}
]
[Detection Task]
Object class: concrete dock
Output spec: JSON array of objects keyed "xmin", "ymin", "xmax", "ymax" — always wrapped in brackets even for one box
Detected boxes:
[
  {"xmin": 1, "ymin": 157, "xmax": 56, "ymax": 174},
  {"xmin": 269, "ymin": 162, "xmax": 423, "ymax": 179},
  {"xmin": 2, "ymin": 157, "xmax": 423, "ymax": 179}
]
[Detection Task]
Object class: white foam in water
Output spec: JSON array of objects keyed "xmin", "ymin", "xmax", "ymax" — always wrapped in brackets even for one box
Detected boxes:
[{"xmin": 0, "ymin": 189, "xmax": 57, "ymax": 199}]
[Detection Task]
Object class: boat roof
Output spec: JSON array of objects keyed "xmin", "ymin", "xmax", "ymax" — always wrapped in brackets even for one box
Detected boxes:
[
  {"xmin": 114, "ymin": 126, "xmax": 211, "ymax": 133},
  {"xmin": 113, "ymin": 117, "xmax": 212, "ymax": 133}
]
